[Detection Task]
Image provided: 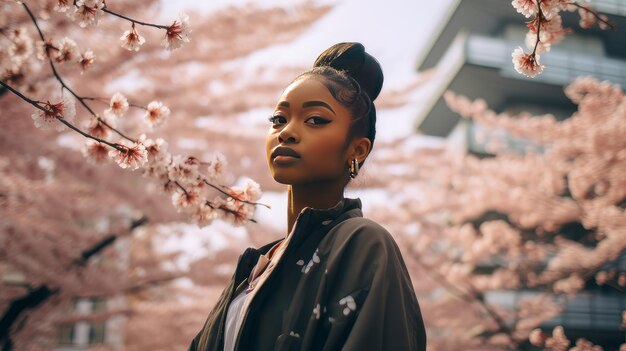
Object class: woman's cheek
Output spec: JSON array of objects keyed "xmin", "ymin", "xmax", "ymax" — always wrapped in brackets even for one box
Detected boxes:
[{"xmin": 311, "ymin": 138, "xmax": 345, "ymax": 169}]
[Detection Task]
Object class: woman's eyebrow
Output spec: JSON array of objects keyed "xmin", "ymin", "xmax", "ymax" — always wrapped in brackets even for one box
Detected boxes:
[{"xmin": 302, "ymin": 100, "xmax": 335, "ymax": 114}]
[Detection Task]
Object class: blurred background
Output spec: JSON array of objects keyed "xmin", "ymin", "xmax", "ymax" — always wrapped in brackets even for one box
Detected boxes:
[{"xmin": 1, "ymin": 0, "xmax": 625, "ymax": 350}]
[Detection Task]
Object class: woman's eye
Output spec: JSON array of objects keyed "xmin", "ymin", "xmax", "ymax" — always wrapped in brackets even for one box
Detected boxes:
[
  {"xmin": 306, "ymin": 116, "xmax": 330, "ymax": 125},
  {"xmin": 268, "ymin": 115, "xmax": 286, "ymax": 125}
]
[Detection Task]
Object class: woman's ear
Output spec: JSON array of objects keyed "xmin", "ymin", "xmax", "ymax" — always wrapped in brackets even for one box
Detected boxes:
[{"xmin": 349, "ymin": 137, "xmax": 372, "ymax": 164}]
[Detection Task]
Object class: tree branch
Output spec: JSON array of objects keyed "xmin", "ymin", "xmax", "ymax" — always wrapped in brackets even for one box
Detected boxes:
[
  {"xmin": 0, "ymin": 217, "xmax": 148, "ymax": 350},
  {"xmin": 0, "ymin": 286, "xmax": 57, "ymax": 351},
  {"xmin": 21, "ymin": 2, "xmax": 136, "ymax": 144}
]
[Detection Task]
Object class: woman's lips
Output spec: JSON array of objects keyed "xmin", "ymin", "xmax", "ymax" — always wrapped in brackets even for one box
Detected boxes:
[{"xmin": 273, "ymin": 155, "xmax": 300, "ymax": 165}]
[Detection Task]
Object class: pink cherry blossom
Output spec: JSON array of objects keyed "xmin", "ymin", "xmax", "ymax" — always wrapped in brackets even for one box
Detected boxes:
[
  {"xmin": 552, "ymin": 274, "xmax": 585, "ymax": 294},
  {"xmin": 104, "ymin": 92, "xmax": 129, "ymax": 119},
  {"xmin": 162, "ymin": 12, "xmax": 191, "ymax": 50},
  {"xmin": 73, "ymin": 0, "xmax": 104, "ymax": 28},
  {"xmin": 108, "ymin": 140, "xmax": 148, "ymax": 170},
  {"xmin": 619, "ymin": 273, "xmax": 626, "ymax": 287},
  {"xmin": 529, "ymin": 328, "xmax": 546, "ymax": 346},
  {"xmin": 78, "ymin": 49, "xmax": 94, "ymax": 74},
  {"xmin": 511, "ymin": 0, "xmax": 537, "ymax": 18},
  {"xmin": 225, "ymin": 178, "xmax": 262, "ymax": 203},
  {"xmin": 120, "ymin": 24, "xmax": 146, "ymax": 52},
  {"xmin": 144, "ymin": 100, "xmax": 170, "ymax": 128},
  {"xmin": 7, "ymin": 26, "xmax": 33, "ymax": 65},
  {"xmin": 540, "ymin": 0, "xmax": 570, "ymax": 19},
  {"xmin": 140, "ymin": 136, "xmax": 168, "ymax": 164},
  {"xmin": 217, "ymin": 199, "xmax": 254, "ymax": 226},
  {"xmin": 525, "ymin": 14, "xmax": 570, "ymax": 53},
  {"xmin": 168, "ymin": 155, "xmax": 200, "ymax": 184},
  {"xmin": 512, "ymin": 47, "xmax": 544, "ymax": 78},
  {"xmin": 82, "ymin": 140, "xmax": 110, "ymax": 165},
  {"xmin": 31, "ymin": 94, "xmax": 76, "ymax": 131},
  {"xmin": 242, "ymin": 178, "xmax": 262, "ymax": 202},
  {"xmin": 206, "ymin": 151, "xmax": 227, "ymax": 180},
  {"xmin": 35, "ymin": 39, "xmax": 56, "ymax": 61},
  {"xmin": 85, "ymin": 118, "xmax": 111, "ymax": 139},
  {"xmin": 163, "ymin": 179, "xmax": 178, "ymax": 194},
  {"xmin": 193, "ymin": 203, "xmax": 218, "ymax": 227},
  {"xmin": 54, "ymin": 37, "xmax": 79, "ymax": 64},
  {"xmin": 545, "ymin": 326, "xmax": 571, "ymax": 351},
  {"xmin": 595, "ymin": 271, "xmax": 608, "ymax": 285},
  {"xmin": 172, "ymin": 189, "xmax": 201, "ymax": 212},
  {"xmin": 598, "ymin": 15, "xmax": 611, "ymax": 30},
  {"xmin": 53, "ymin": 0, "xmax": 72, "ymax": 13},
  {"xmin": 570, "ymin": 338, "xmax": 603, "ymax": 351},
  {"xmin": 578, "ymin": 3, "xmax": 597, "ymax": 28}
]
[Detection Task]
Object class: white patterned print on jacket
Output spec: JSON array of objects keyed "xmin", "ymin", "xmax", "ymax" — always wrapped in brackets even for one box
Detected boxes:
[
  {"xmin": 296, "ymin": 248, "xmax": 320, "ymax": 274},
  {"xmin": 339, "ymin": 295, "xmax": 356, "ymax": 316}
]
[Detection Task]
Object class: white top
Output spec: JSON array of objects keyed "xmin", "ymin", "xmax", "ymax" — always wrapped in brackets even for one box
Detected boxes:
[
  {"xmin": 223, "ymin": 285, "xmax": 251, "ymax": 351},
  {"xmin": 223, "ymin": 237, "xmax": 289, "ymax": 351}
]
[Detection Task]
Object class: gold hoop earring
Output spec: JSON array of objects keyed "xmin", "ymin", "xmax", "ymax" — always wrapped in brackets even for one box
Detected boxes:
[{"xmin": 349, "ymin": 158, "xmax": 359, "ymax": 178}]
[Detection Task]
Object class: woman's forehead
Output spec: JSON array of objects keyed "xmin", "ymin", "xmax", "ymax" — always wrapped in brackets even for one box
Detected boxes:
[{"xmin": 277, "ymin": 76, "xmax": 335, "ymax": 104}]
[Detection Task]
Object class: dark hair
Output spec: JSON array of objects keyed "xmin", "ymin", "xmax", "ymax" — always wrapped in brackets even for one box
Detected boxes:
[{"xmin": 291, "ymin": 42, "xmax": 384, "ymax": 173}]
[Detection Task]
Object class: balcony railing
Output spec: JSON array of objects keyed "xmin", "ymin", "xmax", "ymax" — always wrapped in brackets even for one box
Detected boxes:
[
  {"xmin": 486, "ymin": 289, "xmax": 626, "ymax": 332},
  {"xmin": 591, "ymin": 0, "xmax": 626, "ymax": 16},
  {"xmin": 464, "ymin": 35, "xmax": 626, "ymax": 87}
]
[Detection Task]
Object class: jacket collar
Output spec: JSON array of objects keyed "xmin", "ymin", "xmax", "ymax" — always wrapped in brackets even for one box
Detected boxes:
[
  {"xmin": 256, "ymin": 196, "xmax": 362, "ymax": 254},
  {"xmin": 300, "ymin": 196, "xmax": 362, "ymax": 225},
  {"xmin": 233, "ymin": 197, "xmax": 363, "ymax": 296}
]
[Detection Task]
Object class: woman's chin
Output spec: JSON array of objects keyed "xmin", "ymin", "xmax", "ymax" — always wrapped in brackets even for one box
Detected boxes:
[
  {"xmin": 270, "ymin": 170, "xmax": 312, "ymax": 185},
  {"xmin": 271, "ymin": 173, "xmax": 298, "ymax": 185}
]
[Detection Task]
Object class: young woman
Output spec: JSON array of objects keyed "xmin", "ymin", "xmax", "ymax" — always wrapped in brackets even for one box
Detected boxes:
[{"xmin": 188, "ymin": 42, "xmax": 427, "ymax": 351}]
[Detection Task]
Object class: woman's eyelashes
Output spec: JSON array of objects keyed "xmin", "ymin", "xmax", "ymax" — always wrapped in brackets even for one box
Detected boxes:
[
  {"xmin": 306, "ymin": 116, "xmax": 330, "ymax": 125},
  {"xmin": 267, "ymin": 115, "xmax": 330, "ymax": 126},
  {"xmin": 267, "ymin": 115, "xmax": 285, "ymax": 125}
]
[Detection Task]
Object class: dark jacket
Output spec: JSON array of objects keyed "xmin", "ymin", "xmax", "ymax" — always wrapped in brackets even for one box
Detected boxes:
[{"xmin": 188, "ymin": 197, "xmax": 427, "ymax": 351}]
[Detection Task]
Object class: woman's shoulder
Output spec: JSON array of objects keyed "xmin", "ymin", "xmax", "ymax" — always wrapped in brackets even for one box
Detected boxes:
[{"xmin": 326, "ymin": 216, "xmax": 399, "ymax": 252}]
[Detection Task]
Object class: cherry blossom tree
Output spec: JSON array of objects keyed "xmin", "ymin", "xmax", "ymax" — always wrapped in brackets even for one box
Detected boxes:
[
  {"xmin": 364, "ymin": 2, "xmax": 622, "ymax": 349},
  {"xmin": 1, "ymin": 0, "xmax": 331, "ymax": 349},
  {"xmin": 362, "ymin": 76, "xmax": 624, "ymax": 351}
]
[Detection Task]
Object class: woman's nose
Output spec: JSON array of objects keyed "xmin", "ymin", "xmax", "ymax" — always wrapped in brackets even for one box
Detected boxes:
[{"xmin": 278, "ymin": 124, "xmax": 298, "ymax": 143}]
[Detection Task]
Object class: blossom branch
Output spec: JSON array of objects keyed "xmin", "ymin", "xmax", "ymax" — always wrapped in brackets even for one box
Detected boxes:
[
  {"xmin": 82, "ymin": 96, "xmax": 146, "ymax": 110},
  {"xmin": 511, "ymin": 0, "xmax": 613, "ymax": 77},
  {"xmin": 531, "ymin": 0, "xmax": 543, "ymax": 55},
  {"xmin": 471, "ymin": 289, "xmax": 515, "ymax": 339},
  {"xmin": 568, "ymin": 1, "xmax": 615, "ymax": 30},
  {"xmin": 101, "ymin": 6, "xmax": 168, "ymax": 30},
  {"xmin": 412, "ymin": 258, "xmax": 475, "ymax": 302},
  {"xmin": 174, "ymin": 180, "xmax": 190, "ymax": 196},
  {"xmin": 413, "ymin": 254, "xmax": 517, "ymax": 346},
  {"xmin": 9, "ymin": 1, "xmax": 261, "ymax": 228},
  {"xmin": 203, "ymin": 179, "xmax": 271, "ymax": 209},
  {"xmin": 22, "ymin": 2, "xmax": 136, "ymax": 143},
  {"xmin": 0, "ymin": 79, "xmax": 125, "ymax": 152},
  {"xmin": 215, "ymin": 202, "xmax": 258, "ymax": 224},
  {"xmin": 0, "ymin": 217, "xmax": 147, "ymax": 350}
]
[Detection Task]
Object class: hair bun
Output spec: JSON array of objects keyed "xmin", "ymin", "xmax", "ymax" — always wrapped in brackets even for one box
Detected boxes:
[{"xmin": 313, "ymin": 42, "xmax": 384, "ymax": 101}]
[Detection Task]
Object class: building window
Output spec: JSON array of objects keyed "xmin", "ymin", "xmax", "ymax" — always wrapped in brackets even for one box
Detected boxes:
[{"xmin": 56, "ymin": 297, "xmax": 108, "ymax": 348}]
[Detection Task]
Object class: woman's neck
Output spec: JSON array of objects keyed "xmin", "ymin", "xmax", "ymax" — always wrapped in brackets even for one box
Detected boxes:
[{"xmin": 286, "ymin": 182, "xmax": 345, "ymax": 236}]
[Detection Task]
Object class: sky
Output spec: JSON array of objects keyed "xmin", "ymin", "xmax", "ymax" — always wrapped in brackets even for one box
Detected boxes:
[{"xmin": 157, "ymin": 0, "xmax": 453, "ymax": 87}]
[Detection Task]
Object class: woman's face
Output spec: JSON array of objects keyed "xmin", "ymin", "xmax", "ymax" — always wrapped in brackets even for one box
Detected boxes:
[{"xmin": 265, "ymin": 76, "xmax": 353, "ymax": 185}]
